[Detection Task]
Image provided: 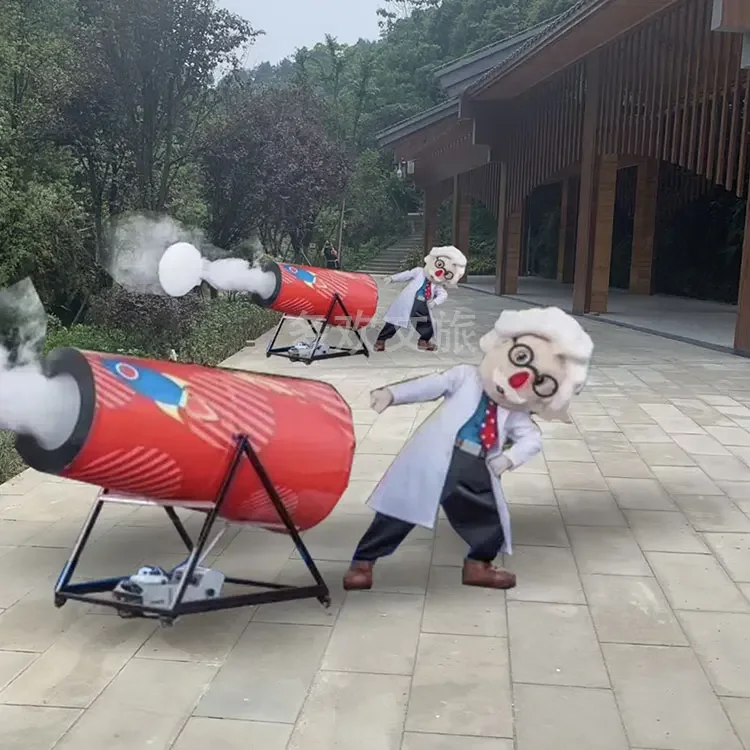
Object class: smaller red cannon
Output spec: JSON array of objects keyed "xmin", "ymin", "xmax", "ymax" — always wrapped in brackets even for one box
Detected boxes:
[{"xmin": 158, "ymin": 242, "xmax": 378, "ymax": 363}]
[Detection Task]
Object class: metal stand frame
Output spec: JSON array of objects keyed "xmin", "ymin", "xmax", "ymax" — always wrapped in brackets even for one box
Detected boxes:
[
  {"xmin": 53, "ymin": 434, "xmax": 331, "ymax": 626},
  {"xmin": 266, "ymin": 293, "xmax": 370, "ymax": 365}
]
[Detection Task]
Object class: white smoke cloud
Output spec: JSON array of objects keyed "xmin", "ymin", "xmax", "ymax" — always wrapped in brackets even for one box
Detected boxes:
[
  {"xmin": 0, "ymin": 279, "xmax": 81, "ymax": 451},
  {"xmin": 100, "ymin": 212, "xmax": 277, "ymax": 300}
]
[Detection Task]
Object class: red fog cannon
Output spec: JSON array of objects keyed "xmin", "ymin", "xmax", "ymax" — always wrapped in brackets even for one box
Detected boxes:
[
  {"xmin": 157, "ymin": 243, "xmax": 379, "ymax": 365},
  {"xmin": 16, "ymin": 347, "xmax": 355, "ymax": 624},
  {"xmin": 256, "ymin": 260, "xmax": 378, "ymax": 364}
]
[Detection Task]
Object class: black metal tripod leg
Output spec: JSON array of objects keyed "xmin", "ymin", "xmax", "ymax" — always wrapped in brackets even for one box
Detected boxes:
[
  {"xmin": 164, "ymin": 507, "xmax": 193, "ymax": 552},
  {"xmin": 54, "ymin": 497, "xmax": 106, "ymax": 606},
  {"xmin": 166, "ymin": 438, "xmax": 247, "ymax": 614},
  {"xmin": 333, "ymin": 294, "xmax": 370, "ymax": 356},
  {"xmin": 266, "ymin": 316, "xmax": 287, "ymax": 356},
  {"xmin": 241, "ymin": 442, "xmax": 331, "ymax": 606}
]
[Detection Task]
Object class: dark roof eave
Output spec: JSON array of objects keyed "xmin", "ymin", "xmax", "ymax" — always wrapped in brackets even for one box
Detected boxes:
[
  {"xmin": 462, "ymin": 0, "xmax": 609, "ymax": 100},
  {"xmin": 431, "ymin": 19, "xmax": 555, "ymax": 79},
  {"xmin": 375, "ymin": 99, "xmax": 460, "ymax": 148}
]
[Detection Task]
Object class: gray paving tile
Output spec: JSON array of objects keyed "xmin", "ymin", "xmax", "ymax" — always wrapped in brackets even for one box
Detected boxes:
[
  {"xmin": 322, "ymin": 591, "xmax": 423, "ymax": 674},
  {"xmin": 721, "ymin": 697, "xmax": 750, "ymax": 749},
  {"xmin": 624, "ymin": 510, "xmax": 708, "ymax": 553},
  {"xmin": 508, "ymin": 601, "xmax": 609, "ymax": 688},
  {"xmin": 173, "ymin": 718, "xmax": 292, "ymax": 750},
  {"xmin": 0, "ymin": 615, "xmax": 155, "ymax": 708},
  {"xmin": 646, "ymin": 551, "xmax": 750, "ymax": 613},
  {"xmin": 422, "ymin": 565, "xmax": 506, "ymax": 637},
  {"xmin": 402, "ymin": 734, "xmax": 510, "ymax": 750},
  {"xmin": 568, "ymin": 525, "xmax": 651, "ymax": 576},
  {"xmin": 506, "ymin": 546, "xmax": 586, "ymax": 604},
  {"xmin": 556, "ymin": 489, "xmax": 627, "ymax": 527},
  {"xmin": 507, "ymin": 505, "xmax": 569, "ymax": 547},
  {"xmin": 137, "ymin": 608, "xmax": 252, "ymax": 663},
  {"xmin": 702, "ymin": 533, "xmax": 750, "ymax": 582},
  {"xmin": 679, "ymin": 611, "xmax": 750, "ymax": 698},
  {"xmin": 54, "ymin": 658, "xmax": 218, "ymax": 749},
  {"xmin": 406, "ymin": 633, "xmax": 512, "ymax": 737},
  {"xmin": 514, "ymin": 683, "xmax": 628, "ymax": 750},
  {"xmin": 288, "ymin": 671, "xmax": 410, "ymax": 750},
  {"xmin": 581, "ymin": 574, "xmax": 687, "ymax": 646},
  {"xmin": 607, "ymin": 477, "xmax": 676, "ymax": 510},
  {"xmin": 672, "ymin": 494, "xmax": 750, "ymax": 532},
  {"xmin": 0, "ymin": 705, "xmax": 81, "ymax": 750},
  {"xmin": 603, "ymin": 643, "xmax": 742, "ymax": 749},
  {"xmin": 195, "ymin": 622, "xmax": 331, "ymax": 723}
]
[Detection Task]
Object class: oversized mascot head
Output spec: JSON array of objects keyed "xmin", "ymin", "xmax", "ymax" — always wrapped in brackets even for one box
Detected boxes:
[
  {"xmin": 478, "ymin": 306, "xmax": 594, "ymax": 422},
  {"xmin": 423, "ymin": 245, "xmax": 467, "ymax": 287}
]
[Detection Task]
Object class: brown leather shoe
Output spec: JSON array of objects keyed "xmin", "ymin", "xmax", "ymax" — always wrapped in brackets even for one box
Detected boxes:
[
  {"xmin": 343, "ymin": 561, "xmax": 374, "ymax": 591},
  {"xmin": 374, "ymin": 340, "xmax": 385, "ymax": 352},
  {"xmin": 462, "ymin": 559, "xmax": 516, "ymax": 590},
  {"xmin": 418, "ymin": 340, "xmax": 437, "ymax": 351}
]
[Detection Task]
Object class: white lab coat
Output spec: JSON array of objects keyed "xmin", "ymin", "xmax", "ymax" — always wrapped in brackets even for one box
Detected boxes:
[
  {"xmin": 367, "ymin": 364, "xmax": 543, "ymax": 554},
  {"xmin": 383, "ymin": 267, "xmax": 448, "ymax": 332}
]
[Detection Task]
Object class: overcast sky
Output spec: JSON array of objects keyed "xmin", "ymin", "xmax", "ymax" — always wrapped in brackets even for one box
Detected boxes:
[{"xmin": 218, "ymin": 0, "xmax": 386, "ymax": 66}]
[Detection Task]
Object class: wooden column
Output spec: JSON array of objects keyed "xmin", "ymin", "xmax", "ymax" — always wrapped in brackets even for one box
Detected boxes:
[
  {"xmin": 494, "ymin": 163, "xmax": 509, "ymax": 295},
  {"xmin": 735, "ymin": 197, "xmax": 750, "ymax": 353},
  {"xmin": 629, "ymin": 159, "xmax": 659, "ymax": 295},
  {"xmin": 500, "ymin": 211, "xmax": 523, "ymax": 295},
  {"xmin": 572, "ymin": 56, "xmax": 603, "ymax": 314},
  {"xmin": 562, "ymin": 176, "xmax": 580, "ymax": 284},
  {"xmin": 452, "ymin": 176, "xmax": 471, "ymax": 282},
  {"xmin": 556, "ymin": 180, "xmax": 570, "ymax": 282},
  {"xmin": 423, "ymin": 188, "xmax": 438, "ymax": 256},
  {"xmin": 589, "ymin": 155, "xmax": 618, "ymax": 313}
]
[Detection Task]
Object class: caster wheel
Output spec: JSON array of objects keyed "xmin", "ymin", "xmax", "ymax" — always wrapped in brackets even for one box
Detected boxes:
[
  {"xmin": 320, "ymin": 595, "xmax": 332, "ymax": 609},
  {"xmin": 53, "ymin": 595, "xmax": 66, "ymax": 608},
  {"xmin": 116, "ymin": 609, "xmax": 137, "ymax": 619},
  {"xmin": 159, "ymin": 617, "xmax": 175, "ymax": 628}
]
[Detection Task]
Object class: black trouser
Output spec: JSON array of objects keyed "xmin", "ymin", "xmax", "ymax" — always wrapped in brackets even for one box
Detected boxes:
[
  {"xmin": 352, "ymin": 448, "xmax": 504, "ymax": 563},
  {"xmin": 377, "ymin": 298, "xmax": 433, "ymax": 342}
]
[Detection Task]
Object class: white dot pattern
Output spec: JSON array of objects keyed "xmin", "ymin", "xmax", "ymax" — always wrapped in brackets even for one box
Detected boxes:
[{"xmin": 479, "ymin": 399, "xmax": 498, "ymax": 451}]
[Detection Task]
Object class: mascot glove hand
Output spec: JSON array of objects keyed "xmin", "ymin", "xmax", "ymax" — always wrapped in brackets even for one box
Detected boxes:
[
  {"xmin": 488, "ymin": 454, "xmax": 513, "ymax": 478},
  {"xmin": 370, "ymin": 387, "xmax": 394, "ymax": 414}
]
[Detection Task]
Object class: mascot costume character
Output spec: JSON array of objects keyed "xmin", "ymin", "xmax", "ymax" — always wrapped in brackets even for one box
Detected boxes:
[
  {"xmin": 344, "ymin": 306, "xmax": 594, "ymax": 591},
  {"xmin": 374, "ymin": 245, "xmax": 467, "ymax": 352}
]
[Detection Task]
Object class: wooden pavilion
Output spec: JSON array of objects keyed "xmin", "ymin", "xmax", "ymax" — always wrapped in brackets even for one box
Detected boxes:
[{"xmin": 376, "ymin": 0, "xmax": 750, "ymax": 354}]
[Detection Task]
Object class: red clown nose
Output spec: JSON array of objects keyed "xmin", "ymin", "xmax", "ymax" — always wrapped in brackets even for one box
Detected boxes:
[{"xmin": 509, "ymin": 371, "xmax": 531, "ymax": 390}]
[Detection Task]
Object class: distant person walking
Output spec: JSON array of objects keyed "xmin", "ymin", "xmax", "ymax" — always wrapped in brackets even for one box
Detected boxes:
[{"xmin": 322, "ymin": 241, "xmax": 340, "ymax": 270}]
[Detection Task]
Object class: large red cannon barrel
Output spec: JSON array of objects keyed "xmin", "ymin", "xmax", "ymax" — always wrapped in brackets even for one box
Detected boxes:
[
  {"xmin": 15, "ymin": 348, "xmax": 355, "ymax": 532},
  {"xmin": 250, "ymin": 260, "xmax": 378, "ymax": 328}
]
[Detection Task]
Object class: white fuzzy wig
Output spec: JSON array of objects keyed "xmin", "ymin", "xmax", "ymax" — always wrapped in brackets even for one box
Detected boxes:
[
  {"xmin": 425, "ymin": 245, "xmax": 467, "ymax": 268},
  {"xmin": 480, "ymin": 306, "xmax": 594, "ymax": 419}
]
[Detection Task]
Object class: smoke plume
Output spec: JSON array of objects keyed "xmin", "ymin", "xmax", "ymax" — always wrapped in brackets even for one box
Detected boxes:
[
  {"xmin": 100, "ymin": 212, "xmax": 276, "ymax": 300},
  {"xmin": 0, "ymin": 279, "xmax": 81, "ymax": 451}
]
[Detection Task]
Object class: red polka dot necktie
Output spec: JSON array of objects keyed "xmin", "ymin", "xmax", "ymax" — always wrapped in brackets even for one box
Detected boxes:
[
  {"xmin": 424, "ymin": 281, "xmax": 432, "ymax": 300},
  {"xmin": 479, "ymin": 399, "xmax": 498, "ymax": 452}
]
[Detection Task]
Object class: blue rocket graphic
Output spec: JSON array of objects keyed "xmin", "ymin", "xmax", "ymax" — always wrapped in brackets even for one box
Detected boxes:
[
  {"xmin": 282, "ymin": 264, "xmax": 316, "ymax": 287},
  {"xmin": 101, "ymin": 359, "xmax": 213, "ymax": 422}
]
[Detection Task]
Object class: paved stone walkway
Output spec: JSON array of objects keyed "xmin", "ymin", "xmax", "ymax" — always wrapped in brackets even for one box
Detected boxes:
[{"xmin": 2, "ymin": 281, "xmax": 750, "ymax": 749}]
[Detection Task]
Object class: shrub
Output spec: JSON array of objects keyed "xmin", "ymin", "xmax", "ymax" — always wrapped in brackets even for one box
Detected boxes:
[
  {"xmin": 0, "ymin": 431, "xmax": 24, "ymax": 485},
  {"xmin": 177, "ymin": 296, "xmax": 280, "ymax": 365},
  {"xmin": 45, "ymin": 322, "xmax": 148, "ymax": 357},
  {"xmin": 86, "ymin": 285, "xmax": 202, "ymax": 354}
]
